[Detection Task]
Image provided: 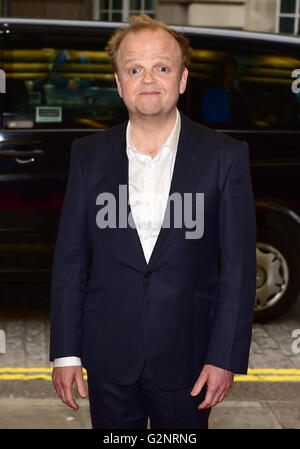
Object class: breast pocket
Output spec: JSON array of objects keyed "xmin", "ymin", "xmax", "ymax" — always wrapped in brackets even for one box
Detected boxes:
[{"xmin": 83, "ymin": 287, "xmax": 106, "ymax": 312}]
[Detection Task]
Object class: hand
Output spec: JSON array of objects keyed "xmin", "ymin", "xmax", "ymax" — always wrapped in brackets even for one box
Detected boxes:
[
  {"xmin": 52, "ymin": 365, "xmax": 87, "ymax": 410},
  {"xmin": 190, "ymin": 364, "xmax": 234, "ymax": 409}
]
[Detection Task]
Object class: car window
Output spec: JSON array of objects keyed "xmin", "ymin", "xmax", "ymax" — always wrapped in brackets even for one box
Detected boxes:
[
  {"xmin": 186, "ymin": 38, "xmax": 300, "ymax": 130},
  {"xmin": 1, "ymin": 28, "xmax": 128, "ymax": 130}
]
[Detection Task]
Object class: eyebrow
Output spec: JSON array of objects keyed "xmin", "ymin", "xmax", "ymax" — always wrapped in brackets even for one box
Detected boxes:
[{"xmin": 123, "ymin": 56, "xmax": 172, "ymax": 65}]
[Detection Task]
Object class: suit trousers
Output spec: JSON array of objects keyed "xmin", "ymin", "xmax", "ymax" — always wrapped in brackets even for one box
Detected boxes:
[{"xmin": 87, "ymin": 357, "xmax": 211, "ymax": 429}]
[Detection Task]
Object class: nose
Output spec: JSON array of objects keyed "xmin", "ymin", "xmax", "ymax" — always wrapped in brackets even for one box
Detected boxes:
[{"xmin": 142, "ymin": 68, "xmax": 155, "ymax": 84}]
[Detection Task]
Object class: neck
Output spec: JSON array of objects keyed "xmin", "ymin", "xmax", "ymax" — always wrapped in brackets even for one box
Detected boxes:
[{"xmin": 129, "ymin": 109, "xmax": 177, "ymax": 157}]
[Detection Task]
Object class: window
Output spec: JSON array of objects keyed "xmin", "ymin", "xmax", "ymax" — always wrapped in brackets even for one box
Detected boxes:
[
  {"xmin": 98, "ymin": 0, "xmax": 155, "ymax": 22},
  {"xmin": 276, "ymin": 0, "xmax": 300, "ymax": 34},
  {"xmin": 2, "ymin": 30, "xmax": 127, "ymax": 129},
  {"xmin": 185, "ymin": 37, "xmax": 300, "ymax": 130}
]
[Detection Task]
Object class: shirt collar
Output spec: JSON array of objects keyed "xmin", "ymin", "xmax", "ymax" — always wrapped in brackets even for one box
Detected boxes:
[{"xmin": 126, "ymin": 108, "xmax": 181, "ymax": 160}]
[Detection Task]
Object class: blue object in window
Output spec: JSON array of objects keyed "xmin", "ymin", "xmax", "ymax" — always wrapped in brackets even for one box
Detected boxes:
[{"xmin": 201, "ymin": 87, "xmax": 231, "ymax": 123}]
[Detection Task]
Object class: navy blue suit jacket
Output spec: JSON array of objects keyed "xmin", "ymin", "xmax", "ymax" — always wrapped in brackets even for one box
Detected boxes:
[{"xmin": 50, "ymin": 111, "xmax": 257, "ymax": 390}]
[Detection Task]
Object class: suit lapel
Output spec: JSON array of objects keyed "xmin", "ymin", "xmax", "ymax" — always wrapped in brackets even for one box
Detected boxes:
[
  {"xmin": 111, "ymin": 121, "xmax": 149, "ymax": 269},
  {"xmin": 111, "ymin": 111, "xmax": 210, "ymax": 270},
  {"xmin": 147, "ymin": 112, "xmax": 209, "ymax": 268}
]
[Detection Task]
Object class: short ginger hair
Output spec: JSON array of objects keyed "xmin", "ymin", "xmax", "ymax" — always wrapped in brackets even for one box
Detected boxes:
[{"xmin": 105, "ymin": 14, "xmax": 192, "ymax": 74}]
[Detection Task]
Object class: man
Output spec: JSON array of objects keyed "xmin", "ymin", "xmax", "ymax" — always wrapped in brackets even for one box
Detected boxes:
[{"xmin": 50, "ymin": 14, "xmax": 257, "ymax": 429}]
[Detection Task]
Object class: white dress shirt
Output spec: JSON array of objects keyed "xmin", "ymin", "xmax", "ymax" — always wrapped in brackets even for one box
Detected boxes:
[{"xmin": 53, "ymin": 108, "xmax": 181, "ymax": 367}]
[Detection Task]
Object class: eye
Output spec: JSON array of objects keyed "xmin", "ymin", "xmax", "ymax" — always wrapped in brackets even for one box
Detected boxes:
[
  {"xmin": 159, "ymin": 66, "xmax": 168, "ymax": 72},
  {"xmin": 129, "ymin": 68, "xmax": 140, "ymax": 75}
]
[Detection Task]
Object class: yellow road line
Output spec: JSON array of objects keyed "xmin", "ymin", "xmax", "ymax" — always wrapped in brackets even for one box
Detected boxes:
[
  {"xmin": 0, "ymin": 367, "xmax": 52, "ymax": 373},
  {"xmin": 1, "ymin": 375, "xmax": 300, "ymax": 381},
  {"xmin": 0, "ymin": 367, "xmax": 87, "ymax": 373},
  {"xmin": 0, "ymin": 367, "xmax": 300, "ymax": 381},
  {"xmin": 0, "ymin": 374, "xmax": 299, "ymax": 381},
  {"xmin": 247, "ymin": 368, "xmax": 300, "ymax": 374},
  {"xmin": 1, "ymin": 367, "xmax": 299, "ymax": 373},
  {"xmin": 0, "ymin": 374, "xmax": 52, "ymax": 381},
  {"xmin": 0, "ymin": 366, "xmax": 300, "ymax": 382},
  {"xmin": 234, "ymin": 375, "xmax": 300, "ymax": 382},
  {"xmin": 0, "ymin": 374, "xmax": 88, "ymax": 381},
  {"xmin": 1, "ymin": 367, "xmax": 300, "ymax": 374}
]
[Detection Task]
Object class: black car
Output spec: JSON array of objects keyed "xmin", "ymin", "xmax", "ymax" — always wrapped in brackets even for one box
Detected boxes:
[{"xmin": 1, "ymin": 18, "xmax": 300, "ymax": 322}]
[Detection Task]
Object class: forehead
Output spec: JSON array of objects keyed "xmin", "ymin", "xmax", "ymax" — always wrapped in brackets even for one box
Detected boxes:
[{"xmin": 118, "ymin": 28, "xmax": 181, "ymax": 62}]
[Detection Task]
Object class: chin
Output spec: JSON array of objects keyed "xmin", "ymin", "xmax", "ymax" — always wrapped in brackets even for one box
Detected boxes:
[{"xmin": 135, "ymin": 105, "xmax": 165, "ymax": 116}]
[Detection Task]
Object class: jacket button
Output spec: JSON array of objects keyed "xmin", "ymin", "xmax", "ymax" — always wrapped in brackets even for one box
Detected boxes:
[{"xmin": 145, "ymin": 270, "xmax": 152, "ymax": 279}]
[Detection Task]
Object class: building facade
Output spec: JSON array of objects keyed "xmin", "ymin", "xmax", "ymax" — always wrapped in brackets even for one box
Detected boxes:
[{"xmin": 1, "ymin": 0, "xmax": 299, "ymax": 34}]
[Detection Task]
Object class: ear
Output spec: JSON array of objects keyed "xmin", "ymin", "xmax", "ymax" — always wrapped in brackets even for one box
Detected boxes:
[
  {"xmin": 179, "ymin": 67, "xmax": 188, "ymax": 95},
  {"xmin": 114, "ymin": 72, "xmax": 123, "ymax": 98}
]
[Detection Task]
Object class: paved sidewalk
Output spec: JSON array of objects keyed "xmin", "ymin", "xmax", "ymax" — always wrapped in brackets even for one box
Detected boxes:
[
  {"xmin": 0, "ymin": 380, "xmax": 300, "ymax": 429},
  {"xmin": 1, "ymin": 285, "xmax": 300, "ymax": 429},
  {"xmin": 0, "ymin": 396, "xmax": 299, "ymax": 429}
]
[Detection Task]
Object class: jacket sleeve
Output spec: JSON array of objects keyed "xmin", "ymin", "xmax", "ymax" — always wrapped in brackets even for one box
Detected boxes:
[
  {"xmin": 204, "ymin": 142, "xmax": 257, "ymax": 374},
  {"xmin": 50, "ymin": 140, "xmax": 89, "ymax": 361}
]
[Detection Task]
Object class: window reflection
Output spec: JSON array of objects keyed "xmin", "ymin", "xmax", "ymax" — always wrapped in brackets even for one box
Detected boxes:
[
  {"xmin": 2, "ymin": 47, "xmax": 127, "ymax": 129},
  {"xmin": 188, "ymin": 47, "xmax": 300, "ymax": 130}
]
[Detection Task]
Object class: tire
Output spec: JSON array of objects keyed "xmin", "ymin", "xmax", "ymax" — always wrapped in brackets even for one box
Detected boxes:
[{"xmin": 254, "ymin": 227, "xmax": 300, "ymax": 323}]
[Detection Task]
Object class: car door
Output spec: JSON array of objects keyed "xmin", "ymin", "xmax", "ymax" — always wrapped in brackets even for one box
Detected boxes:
[
  {"xmin": 183, "ymin": 30, "xmax": 300, "ymax": 321},
  {"xmin": 0, "ymin": 20, "xmax": 126, "ymax": 283}
]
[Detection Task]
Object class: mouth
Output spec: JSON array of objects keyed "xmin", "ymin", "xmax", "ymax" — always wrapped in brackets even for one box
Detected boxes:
[{"xmin": 139, "ymin": 91, "xmax": 160, "ymax": 95}]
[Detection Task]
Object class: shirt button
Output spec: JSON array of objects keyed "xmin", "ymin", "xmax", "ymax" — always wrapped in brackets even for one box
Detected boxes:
[{"xmin": 145, "ymin": 270, "xmax": 152, "ymax": 279}]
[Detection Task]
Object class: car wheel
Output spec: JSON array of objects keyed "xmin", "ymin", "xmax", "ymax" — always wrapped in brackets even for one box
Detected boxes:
[{"xmin": 254, "ymin": 227, "xmax": 300, "ymax": 323}]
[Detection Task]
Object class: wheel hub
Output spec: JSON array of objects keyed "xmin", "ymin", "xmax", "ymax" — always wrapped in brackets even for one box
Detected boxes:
[{"xmin": 255, "ymin": 243, "xmax": 289, "ymax": 311}]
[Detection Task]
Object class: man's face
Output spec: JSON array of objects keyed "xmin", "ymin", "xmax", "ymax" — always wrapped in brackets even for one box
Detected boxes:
[{"xmin": 114, "ymin": 28, "xmax": 188, "ymax": 119}]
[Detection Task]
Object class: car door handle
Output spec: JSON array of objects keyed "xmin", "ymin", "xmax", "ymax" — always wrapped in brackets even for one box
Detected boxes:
[{"xmin": 0, "ymin": 149, "xmax": 44, "ymax": 164}]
